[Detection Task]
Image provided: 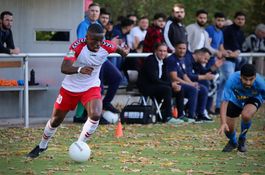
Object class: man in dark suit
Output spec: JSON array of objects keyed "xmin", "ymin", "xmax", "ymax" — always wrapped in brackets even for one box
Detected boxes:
[{"xmin": 137, "ymin": 42, "xmax": 183, "ymax": 124}]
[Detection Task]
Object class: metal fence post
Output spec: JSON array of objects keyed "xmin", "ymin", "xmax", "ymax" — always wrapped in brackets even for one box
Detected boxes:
[{"xmin": 23, "ymin": 56, "xmax": 29, "ymax": 128}]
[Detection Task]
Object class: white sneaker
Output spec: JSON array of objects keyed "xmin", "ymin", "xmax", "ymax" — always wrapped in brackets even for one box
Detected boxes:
[
  {"xmin": 167, "ymin": 118, "xmax": 184, "ymax": 125},
  {"xmin": 203, "ymin": 110, "xmax": 212, "ymax": 120}
]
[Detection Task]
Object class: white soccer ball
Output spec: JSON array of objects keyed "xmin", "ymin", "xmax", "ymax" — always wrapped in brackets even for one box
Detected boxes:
[
  {"xmin": 102, "ymin": 110, "xmax": 119, "ymax": 124},
  {"xmin": 69, "ymin": 141, "xmax": 91, "ymax": 162}
]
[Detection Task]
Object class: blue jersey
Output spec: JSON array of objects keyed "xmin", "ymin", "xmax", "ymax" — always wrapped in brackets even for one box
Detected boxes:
[{"xmin": 222, "ymin": 71, "xmax": 265, "ymax": 107}]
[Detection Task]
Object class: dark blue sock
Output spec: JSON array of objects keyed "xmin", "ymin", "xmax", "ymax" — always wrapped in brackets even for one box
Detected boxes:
[
  {"xmin": 239, "ymin": 120, "xmax": 252, "ymax": 140},
  {"xmin": 225, "ymin": 130, "xmax": 237, "ymax": 145}
]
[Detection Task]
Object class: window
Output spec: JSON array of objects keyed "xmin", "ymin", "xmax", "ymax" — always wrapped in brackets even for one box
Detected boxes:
[{"xmin": 35, "ymin": 30, "xmax": 70, "ymax": 42}]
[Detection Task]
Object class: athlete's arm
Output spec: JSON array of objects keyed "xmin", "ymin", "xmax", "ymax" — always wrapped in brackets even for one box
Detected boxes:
[
  {"xmin": 61, "ymin": 60, "xmax": 93, "ymax": 75},
  {"xmin": 218, "ymin": 101, "xmax": 230, "ymax": 135}
]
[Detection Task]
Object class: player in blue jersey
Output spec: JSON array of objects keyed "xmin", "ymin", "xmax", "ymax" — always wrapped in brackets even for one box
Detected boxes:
[{"xmin": 218, "ymin": 64, "xmax": 265, "ymax": 152}]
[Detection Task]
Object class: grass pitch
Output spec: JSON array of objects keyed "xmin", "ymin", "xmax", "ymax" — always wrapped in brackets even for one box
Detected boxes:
[{"xmin": 0, "ymin": 106, "xmax": 264, "ymax": 175}]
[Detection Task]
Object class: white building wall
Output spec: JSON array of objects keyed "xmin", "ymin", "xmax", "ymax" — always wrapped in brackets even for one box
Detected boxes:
[
  {"xmin": 0, "ymin": 0, "xmax": 84, "ymax": 119},
  {"xmin": 0, "ymin": 0, "xmax": 84, "ymax": 53}
]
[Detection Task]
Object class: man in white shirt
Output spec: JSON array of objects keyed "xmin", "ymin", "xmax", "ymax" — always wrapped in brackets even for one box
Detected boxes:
[{"xmin": 127, "ymin": 16, "xmax": 149, "ymax": 52}]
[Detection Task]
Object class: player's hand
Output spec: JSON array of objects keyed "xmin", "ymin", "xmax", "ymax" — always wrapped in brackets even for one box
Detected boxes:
[
  {"xmin": 218, "ymin": 123, "xmax": 229, "ymax": 135},
  {"xmin": 80, "ymin": 66, "xmax": 94, "ymax": 75}
]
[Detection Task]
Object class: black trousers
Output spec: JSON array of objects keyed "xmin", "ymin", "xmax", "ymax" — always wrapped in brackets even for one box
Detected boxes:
[{"xmin": 140, "ymin": 84, "xmax": 172, "ymax": 122}]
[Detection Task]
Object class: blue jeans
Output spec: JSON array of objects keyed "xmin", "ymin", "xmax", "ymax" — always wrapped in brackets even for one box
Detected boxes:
[{"xmin": 216, "ymin": 61, "xmax": 235, "ymax": 108}]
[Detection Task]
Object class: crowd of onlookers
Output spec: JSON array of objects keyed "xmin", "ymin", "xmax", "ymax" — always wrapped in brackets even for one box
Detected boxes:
[
  {"xmin": 1, "ymin": 3, "xmax": 264, "ymax": 124},
  {"xmin": 85, "ymin": 3, "xmax": 264, "ymax": 124}
]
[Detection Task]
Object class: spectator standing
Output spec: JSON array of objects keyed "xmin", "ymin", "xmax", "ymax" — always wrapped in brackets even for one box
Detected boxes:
[
  {"xmin": 76, "ymin": 3, "xmax": 100, "ymax": 38},
  {"xmin": 242, "ymin": 23, "xmax": 265, "ymax": 75},
  {"xmin": 98, "ymin": 9, "xmax": 124, "ymax": 114},
  {"xmin": 127, "ymin": 16, "xmax": 149, "ymax": 52},
  {"xmin": 105, "ymin": 21, "xmax": 114, "ymax": 40},
  {"xmin": 164, "ymin": 3, "xmax": 187, "ymax": 52},
  {"xmin": 74, "ymin": 3, "xmax": 122, "ymax": 123},
  {"xmin": 143, "ymin": 13, "xmax": 167, "ymax": 53},
  {"xmin": 127, "ymin": 14, "xmax": 138, "ymax": 27},
  {"xmin": 111, "ymin": 18, "xmax": 135, "ymax": 84},
  {"xmin": 0, "ymin": 11, "xmax": 20, "ymax": 54},
  {"xmin": 205, "ymin": 12, "xmax": 227, "ymax": 113},
  {"xmin": 242, "ymin": 23, "xmax": 265, "ymax": 52},
  {"xmin": 186, "ymin": 9, "xmax": 222, "ymax": 57},
  {"xmin": 98, "ymin": 8, "xmax": 110, "ymax": 33},
  {"xmin": 216, "ymin": 11, "xmax": 246, "ymax": 113}
]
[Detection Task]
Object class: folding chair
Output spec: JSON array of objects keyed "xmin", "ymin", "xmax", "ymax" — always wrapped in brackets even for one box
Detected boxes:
[
  {"xmin": 139, "ymin": 96, "xmax": 164, "ymax": 120},
  {"xmin": 126, "ymin": 70, "xmax": 164, "ymax": 120}
]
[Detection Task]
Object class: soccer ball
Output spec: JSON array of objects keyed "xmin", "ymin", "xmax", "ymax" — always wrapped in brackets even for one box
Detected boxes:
[
  {"xmin": 102, "ymin": 110, "xmax": 119, "ymax": 124},
  {"xmin": 69, "ymin": 141, "xmax": 91, "ymax": 162}
]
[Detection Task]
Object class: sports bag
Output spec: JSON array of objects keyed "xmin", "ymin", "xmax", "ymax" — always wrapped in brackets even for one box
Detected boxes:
[{"xmin": 120, "ymin": 102, "xmax": 156, "ymax": 124}]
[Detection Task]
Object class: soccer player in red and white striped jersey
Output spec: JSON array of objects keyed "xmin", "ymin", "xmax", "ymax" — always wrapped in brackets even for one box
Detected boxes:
[{"xmin": 27, "ymin": 24, "xmax": 129, "ymax": 158}]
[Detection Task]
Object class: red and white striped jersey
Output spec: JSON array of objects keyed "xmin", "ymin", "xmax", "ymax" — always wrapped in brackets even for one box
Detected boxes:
[{"xmin": 61, "ymin": 39, "xmax": 117, "ymax": 92}]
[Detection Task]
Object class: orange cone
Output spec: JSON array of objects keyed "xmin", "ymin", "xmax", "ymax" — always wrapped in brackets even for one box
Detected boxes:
[
  {"xmin": 172, "ymin": 107, "xmax": 178, "ymax": 118},
  {"xmin": 115, "ymin": 119, "xmax": 123, "ymax": 138}
]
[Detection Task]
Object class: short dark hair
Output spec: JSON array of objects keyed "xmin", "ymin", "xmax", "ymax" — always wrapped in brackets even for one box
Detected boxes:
[
  {"xmin": 127, "ymin": 14, "xmax": 137, "ymax": 18},
  {"xmin": 1, "ymin": 11, "xmax": 13, "ymax": 20},
  {"xmin": 194, "ymin": 47, "xmax": 212, "ymax": 55},
  {"xmin": 196, "ymin": 9, "xmax": 208, "ymax": 16},
  {"xmin": 241, "ymin": 64, "xmax": 256, "ymax": 77},
  {"xmin": 214, "ymin": 12, "xmax": 225, "ymax": 19},
  {"xmin": 121, "ymin": 18, "xmax": 134, "ymax": 28},
  {"xmin": 153, "ymin": 13, "xmax": 167, "ymax": 21},
  {"xmin": 234, "ymin": 11, "xmax": 246, "ymax": 19},
  {"xmin": 154, "ymin": 42, "xmax": 167, "ymax": 51},
  {"xmin": 100, "ymin": 8, "xmax": 110, "ymax": 16},
  {"xmin": 174, "ymin": 40, "xmax": 187, "ymax": 47},
  {"xmin": 87, "ymin": 23, "xmax": 104, "ymax": 33}
]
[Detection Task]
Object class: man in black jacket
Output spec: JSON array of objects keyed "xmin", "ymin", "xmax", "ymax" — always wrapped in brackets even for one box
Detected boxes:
[
  {"xmin": 0, "ymin": 11, "xmax": 20, "ymax": 54},
  {"xmin": 137, "ymin": 42, "xmax": 184, "ymax": 124},
  {"xmin": 163, "ymin": 3, "xmax": 187, "ymax": 52}
]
